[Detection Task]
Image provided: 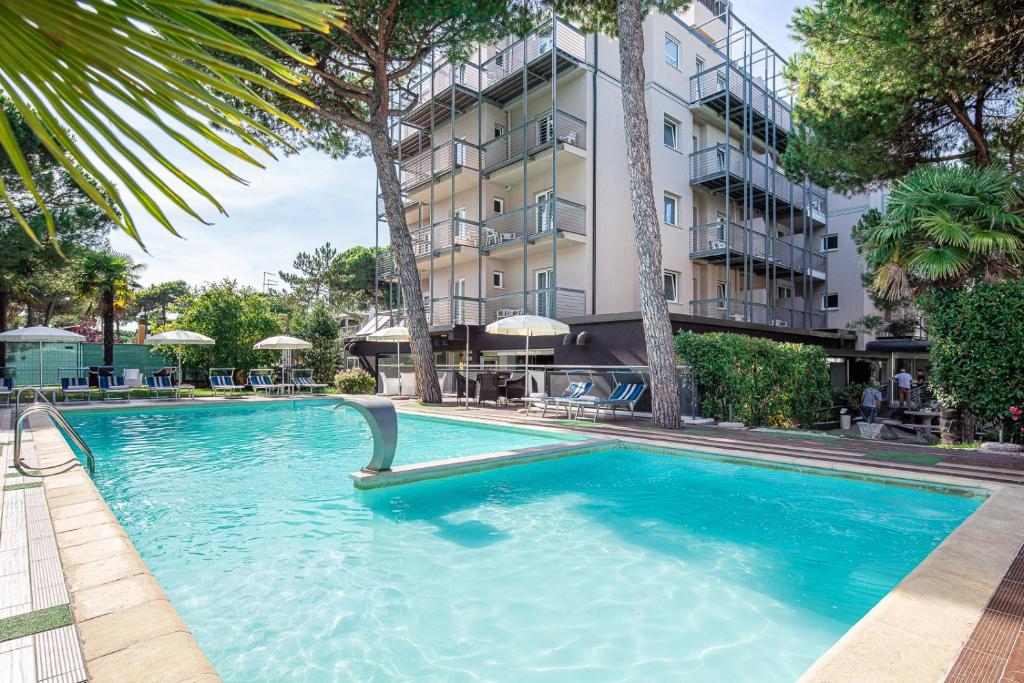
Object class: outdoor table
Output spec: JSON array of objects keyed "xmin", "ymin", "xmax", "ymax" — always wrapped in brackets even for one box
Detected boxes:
[{"xmin": 904, "ymin": 410, "xmax": 941, "ymax": 430}]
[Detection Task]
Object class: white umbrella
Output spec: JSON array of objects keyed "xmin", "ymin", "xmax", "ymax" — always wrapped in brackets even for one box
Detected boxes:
[
  {"xmin": 0, "ymin": 326, "xmax": 86, "ymax": 387},
  {"xmin": 253, "ymin": 335, "xmax": 311, "ymax": 384},
  {"xmin": 485, "ymin": 315, "xmax": 569, "ymax": 396},
  {"xmin": 145, "ymin": 330, "xmax": 215, "ymax": 385},
  {"xmin": 367, "ymin": 325, "xmax": 410, "ymax": 395}
]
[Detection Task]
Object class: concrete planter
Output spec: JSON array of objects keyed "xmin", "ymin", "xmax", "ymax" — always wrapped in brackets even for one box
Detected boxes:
[{"xmin": 858, "ymin": 422, "xmax": 884, "ymax": 440}]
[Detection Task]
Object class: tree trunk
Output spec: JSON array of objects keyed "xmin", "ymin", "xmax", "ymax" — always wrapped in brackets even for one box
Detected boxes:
[
  {"xmin": 26, "ymin": 303, "xmax": 36, "ymax": 327},
  {"xmin": 368, "ymin": 118, "xmax": 443, "ymax": 404},
  {"xmin": 102, "ymin": 288, "xmax": 114, "ymax": 365},
  {"xmin": 616, "ymin": 0, "xmax": 682, "ymax": 429},
  {"xmin": 940, "ymin": 406, "xmax": 962, "ymax": 445}
]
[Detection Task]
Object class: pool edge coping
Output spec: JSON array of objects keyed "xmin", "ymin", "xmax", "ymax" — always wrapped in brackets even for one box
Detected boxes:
[{"xmin": 25, "ymin": 412, "xmax": 220, "ymax": 682}]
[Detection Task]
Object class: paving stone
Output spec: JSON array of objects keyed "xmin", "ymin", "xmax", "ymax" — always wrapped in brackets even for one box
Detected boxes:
[
  {"xmin": 86, "ymin": 632, "xmax": 217, "ymax": 683},
  {"xmin": 77, "ymin": 599, "xmax": 188, "ymax": 660}
]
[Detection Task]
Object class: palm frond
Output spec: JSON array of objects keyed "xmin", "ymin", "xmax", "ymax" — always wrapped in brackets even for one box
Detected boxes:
[{"xmin": 0, "ymin": 0, "xmax": 343, "ymax": 247}]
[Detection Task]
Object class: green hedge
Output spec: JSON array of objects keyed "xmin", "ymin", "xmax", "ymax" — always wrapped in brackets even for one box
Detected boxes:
[
  {"xmin": 675, "ymin": 331, "xmax": 831, "ymax": 428},
  {"xmin": 919, "ymin": 282, "xmax": 1024, "ymax": 425}
]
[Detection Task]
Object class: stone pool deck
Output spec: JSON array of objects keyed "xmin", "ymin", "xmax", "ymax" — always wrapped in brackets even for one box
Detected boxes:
[{"xmin": 3, "ymin": 395, "xmax": 1024, "ymax": 681}]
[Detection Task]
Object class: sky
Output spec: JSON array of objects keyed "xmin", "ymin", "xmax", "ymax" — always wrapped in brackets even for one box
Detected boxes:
[{"xmin": 110, "ymin": 0, "xmax": 804, "ymax": 289}]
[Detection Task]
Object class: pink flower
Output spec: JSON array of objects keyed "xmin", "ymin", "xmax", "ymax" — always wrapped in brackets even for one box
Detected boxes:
[{"xmin": 1010, "ymin": 406, "xmax": 1023, "ymax": 417}]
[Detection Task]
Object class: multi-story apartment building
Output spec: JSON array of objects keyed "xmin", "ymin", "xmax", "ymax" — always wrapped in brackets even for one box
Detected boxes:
[{"xmin": 353, "ymin": 1, "xmax": 856, "ymax": 374}]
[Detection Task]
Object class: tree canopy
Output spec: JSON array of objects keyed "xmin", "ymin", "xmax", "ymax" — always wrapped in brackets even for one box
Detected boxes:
[
  {"xmin": 163, "ymin": 280, "xmax": 282, "ymax": 375},
  {"xmin": 784, "ymin": 0, "xmax": 1024, "ymax": 190}
]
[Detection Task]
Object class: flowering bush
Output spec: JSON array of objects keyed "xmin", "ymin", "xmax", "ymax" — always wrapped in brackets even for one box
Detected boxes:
[
  {"xmin": 1010, "ymin": 406, "xmax": 1024, "ymax": 443},
  {"xmin": 334, "ymin": 368, "xmax": 376, "ymax": 394}
]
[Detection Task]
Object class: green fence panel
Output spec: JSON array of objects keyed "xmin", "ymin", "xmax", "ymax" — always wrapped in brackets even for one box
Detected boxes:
[{"xmin": 2, "ymin": 343, "xmax": 168, "ymax": 386}]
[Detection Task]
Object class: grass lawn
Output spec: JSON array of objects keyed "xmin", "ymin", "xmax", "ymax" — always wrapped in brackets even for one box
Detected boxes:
[{"xmin": 863, "ymin": 450, "xmax": 943, "ymax": 466}]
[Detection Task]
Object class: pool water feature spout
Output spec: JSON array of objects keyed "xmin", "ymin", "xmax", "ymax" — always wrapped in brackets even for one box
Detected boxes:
[{"xmin": 334, "ymin": 397, "xmax": 398, "ymax": 472}]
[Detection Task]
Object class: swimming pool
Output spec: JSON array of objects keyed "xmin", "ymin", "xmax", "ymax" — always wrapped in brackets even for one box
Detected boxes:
[{"xmin": 67, "ymin": 402, "xmax": 982, "ymax": 681}]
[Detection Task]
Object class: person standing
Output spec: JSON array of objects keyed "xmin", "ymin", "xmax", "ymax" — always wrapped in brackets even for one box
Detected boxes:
[
  {"xmin": 861, "ymin": 381, "xmax": 883, "ymax": 424},
  {"xmin": 894, "ymin": 368, "xmax": 914, "ymax": 408}
]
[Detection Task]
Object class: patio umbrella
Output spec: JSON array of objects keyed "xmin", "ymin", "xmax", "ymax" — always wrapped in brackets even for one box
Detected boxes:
[
  {"xmin": 144, "ymin": 330, "xmax": 215, "ymax": 384},
  {"xmin": 367, "ymin": 325, "xmax": 409, "ymax": 395},
  {"xmin": 253, "ymin": 335, "xmax": 311, "ymax": 384},
  {"xmin": 0, "ymin": 326, "xmax": 86, "ymax": 387},
  {"xmin": 485, "ymin": 315, "xmax": 569, "ymax": 395}
]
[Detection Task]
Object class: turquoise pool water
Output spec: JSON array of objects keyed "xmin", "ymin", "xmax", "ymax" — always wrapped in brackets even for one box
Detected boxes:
[{"xmin": 67, "ymin": 402, "xmax": 982, "ymax": 682}]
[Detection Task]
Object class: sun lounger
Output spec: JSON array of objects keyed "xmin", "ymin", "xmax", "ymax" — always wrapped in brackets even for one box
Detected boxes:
[
  {"xmin": 247, "ymin": 372, "xmax": 278, "ymax": 394},
  {"xmin": 209, "ymin": 372, "xmax": 244, "ymax": 394},
  {"xmin": 293, "ymin": 376, "xmax": 327, "ymax": 394},
  {"xmin": 0, "ymin": 378, "xmax": 12, "ymax": 404},
  {"xmin": 567, "ymin": 382, "xmax": 647, "ymax": 421},
  {"xmin": 525, "ymin": 381, "xmax": 593, "ymax": 417},
  {"xmin": 145, "ymin": 375, "xmax": 179, "ymax": 400},
  {"xmin": 98, "ymin": 375, "xmax": 131, "ymax": 401},
  {"xmin": 60, "ymin": 377, "xmax": 92, "ymax": 403}
]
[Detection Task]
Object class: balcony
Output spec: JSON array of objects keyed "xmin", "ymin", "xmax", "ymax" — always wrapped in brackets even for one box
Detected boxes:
[
  {"xmin": 690, "ymin": 298, "xmax": 827, "ymax": 330},
  {"xmin": 398, "ymin": 61, "xmax": 483, "ymax": 132},
  {"xmin": 399, "ymin": 139, "xmax": 482, "ymax": 195},
  {"xmin": 689, "ymin": 221, "xmax": 826, "ymax": 280},
  {"xmin": 483, "ymin": 287, "xmax": 586, "ymax": 323},
  {"xmin": 481, "ymin": 18, "xmax": 587, "ymax": 104},
  {"xmin": 482, "ymin": 109, "xmax": 587, "ymax": 175},
  {"xmin": 383, "ymin": 288, "xmax": 587, "ymax": 328},
  {"xmin": 689, "ymin": 144, "xmax": 827, "ymax": 227},
  {"xmin": 690, "ymin": 63, "xmax": 792, "ymax": 149},
  {"xmin": 481, "ymin": 198, "xmax": 585, "ymax": 254},
  {"xmin": 410, "ymin": 218, "xmax": 480, "ymax": 260}
]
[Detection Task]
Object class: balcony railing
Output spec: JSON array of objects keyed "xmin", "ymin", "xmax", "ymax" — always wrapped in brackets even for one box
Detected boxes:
[
  {"xmin": 481, "ymin": 17, "xmax": 587, "ymax": 89},
  {"xmin": 690, "ymin": 221, "xmax": 827, "ymax": 277},
  {"xmin": 483, "ymin": 287, "xmax": 586, "ymax": 322},
  {"xmin": 482, "ymin": 109, "xmax": 587, "ymax": 172},
  {"xmin": 400, "ymin": 139, "xmax": 481, "ymax": 191},
  {"xmin": 690, "ymin": 63, "xmax": 793, "ymax": 134},
  {"xmin": 690, "ymin": 298, "xmax": 827, "ymax": 329},
  {"xmin": 410, "ymin": 218, "xmax": 480, "ymax": 257},
  {"xmin": 407, "ymin": 60, "xmax": 482, "ymax": 102},
  {"xmin": 481, "ymin": 198, "xmax": 585, "ymax": 250},
  {"xmin": 427, "ymin": 296, "xmax": 483, "ymax": 327},
  {"xmin": 689, "ymin": 144, "xmax": 828, "ymax": 216}
]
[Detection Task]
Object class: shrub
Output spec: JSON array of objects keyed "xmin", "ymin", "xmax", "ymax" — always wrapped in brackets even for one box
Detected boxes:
[
  {"xmin": 293, "ymin": 301, "xmax": 341, "ymax": 383},
  {"xmin": 334, "ymin": 368, "xmax": 376, "ymax": 394},
  {"xmin": 919, "ymin": 282, "xmax": 1024, "ymax": 429},
  {"xmin": 675, "ymin": 331, "xmax": 831, "ymax": 428}
]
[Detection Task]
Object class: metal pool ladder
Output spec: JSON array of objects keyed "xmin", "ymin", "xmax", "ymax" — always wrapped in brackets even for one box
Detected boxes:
[{"xmin": 11, "ymin": 394, "xmax": 95, "ymax": 477}]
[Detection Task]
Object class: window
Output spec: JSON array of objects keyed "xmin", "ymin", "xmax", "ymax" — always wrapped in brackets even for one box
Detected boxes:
[
  {"xmin": 492, "ymin": 197, "xmax": 504, "ymax": 215},
  {"xmin": 715, "ymin": 281, "xmax": 727, "ymax": 307},
  {"xmin": 663, "ymin": 117, "xmax": 678, "ymax": 149},
  {"xmin": 822, "ymin": 293, "xmax": 839, "ymax": 310},
  {"xmin": 492, "ymin": 271, "xmax": 504, "ymax": 289},
  {"xmin": 692, "ymin": 135, "xmax": 698, "ymax": 152},
  {"xmin": 695, "ymin": 56, "xmax": 705, "ymax": 73},
  {"xmin": 663, "ymin": 193, "xmax": 678, "ymax": 225},
  {"xmin": 454, "ymin": 207, "xmax": 467, "ymax": 237},
  {"xmin": 493, "ymin": 124, "xmax": 504, "ymax": 139},
  {"xmin": 777, "ymin": 284, "xmax": 791, "ymax": 300},
  {"xmin": 665, "ymin": 34, "xmax": 679, "ymax": 68},
  {"xmin": 663, "ymin": 271, "xmax": 679, "ymax": 302},
  {"xmin": 821, "ymin": 234, "xmax": 839, "ymax": 252}
]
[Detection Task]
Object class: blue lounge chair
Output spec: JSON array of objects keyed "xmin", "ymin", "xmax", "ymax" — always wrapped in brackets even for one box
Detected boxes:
[
  {"xmin": 60, "ymin": 377, "xmax": 92, "ymax": 403},
  {"xmin": 567, "ymin": 382, "xmax": 647, "ymax": 421},
  {"xmin": 0, "ymin": 377, "xmax": 12, "ymax": 404},
  {"xmin": 293, "ymin": 376, "xmax": 327, "ymax": 394},
  {"xmin": 247, "ymin": 371, "xmax": 279, "ymax": 395},
  {"xmin": 145, "ymin": 375, "xmax": 179, "ymax": 400},
  {"xmin": 98, "ymin": 375, "xmax": 131, "ymax": 401},
  {"xmin": 525, "ymin": 381, "xmax": 593, "ymax": 417},
  {"xmin": 209, "ymin": 370, "xmax": 245, "ymax": 394}
]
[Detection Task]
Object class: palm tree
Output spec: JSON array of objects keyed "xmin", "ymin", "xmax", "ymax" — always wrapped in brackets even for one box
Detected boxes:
[
  {"xmin": 0, "ymin": 1, "xmax": 341, "ymax": 248},
  {"xmin": 863, "ymin": 164, "xmax": 1024, "ymax": 301},
  {"xmin": 77, "ymin": 251, "xmax": 144, "ymax": 364},
  {"xmin": 555, "ymin": 0, "xmax": 688, "ymax": 428}
]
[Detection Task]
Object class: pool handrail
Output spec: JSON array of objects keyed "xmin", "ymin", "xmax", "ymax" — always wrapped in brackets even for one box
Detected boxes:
[
  {"xmin": 13, "ymin": 402, "xmax": 96, "ymax": 476},
  {"xmin": 14, "ymin": 386, "xmax": 54, "ymax": 417}
]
